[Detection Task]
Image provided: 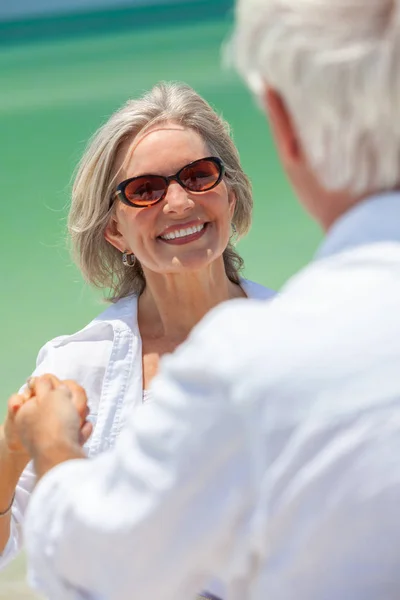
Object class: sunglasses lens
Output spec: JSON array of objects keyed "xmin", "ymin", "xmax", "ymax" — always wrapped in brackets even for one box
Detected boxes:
[
  {"xmin": 123, "ymin": 176, "xmax": 166, "ymax": 206},
  {"xmin": 179, "ymin": 159, "xmax": 222, "ymax": 192}
]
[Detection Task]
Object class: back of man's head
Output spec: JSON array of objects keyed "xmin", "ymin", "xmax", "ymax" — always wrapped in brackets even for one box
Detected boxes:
[{"xmin": 232, "ymin": 0, "xmax": 400, "ymax": 197}]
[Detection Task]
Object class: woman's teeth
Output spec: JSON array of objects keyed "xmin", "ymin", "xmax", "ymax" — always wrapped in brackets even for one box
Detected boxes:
[{"xmin": 160, "ymin": 223, "xmax": 205, "ymax": 240}]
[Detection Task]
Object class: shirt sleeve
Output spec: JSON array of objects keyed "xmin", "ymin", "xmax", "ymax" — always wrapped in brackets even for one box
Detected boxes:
[{"xmin": 23, "ymin": 306, "xmax": 258, "ymax": 600}]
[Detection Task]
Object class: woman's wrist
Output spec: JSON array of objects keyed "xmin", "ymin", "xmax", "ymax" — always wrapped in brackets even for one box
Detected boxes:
[
  {"xmin": 0, "ymin": 493, "xmax": 14, "ymax": 518},
  {"xmin": 0, "ymin": 425, "xmax": 29, "ymax": 461},
  {"xmin": 0, "ymin": 426, "xmax": 30, "ymax": 492}
]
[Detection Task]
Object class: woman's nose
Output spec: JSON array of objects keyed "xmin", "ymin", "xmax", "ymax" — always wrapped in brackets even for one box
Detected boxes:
[{"xmin": 162, "ymin": 181, "xmax": 195, "ymax": 214}]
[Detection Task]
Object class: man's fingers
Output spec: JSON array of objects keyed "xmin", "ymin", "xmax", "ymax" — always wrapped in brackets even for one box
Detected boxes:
[
  {"xmin": 21, "ymin": 380, "xmax": 34, "ymax": 401},
  {"xmin": 79, "ymin": 421, "xmax": 93, "ymax": 446},
  {"xmin": 61, "ymin": 380, "xmax": 89, "ymax": 422},
  {"xmin": 31, "ymin": 374, "xmax": 60, "ymax": 398},
  {"xmin": 20, "ymin": 375, "xmax": 89, "ymax": 426}
]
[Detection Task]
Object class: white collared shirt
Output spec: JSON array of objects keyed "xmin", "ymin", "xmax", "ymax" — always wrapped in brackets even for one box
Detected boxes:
[
  {"xmin": 0, "ymin": 279, "xmax": 274, "ymax": 583},
  {"xmin": 23, "ymin": 193, "xmax": 400, "ymax": 600}
]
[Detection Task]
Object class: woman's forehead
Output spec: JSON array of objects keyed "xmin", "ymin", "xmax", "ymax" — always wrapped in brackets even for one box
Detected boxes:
[{"xmin": 116, "ymin": 125, "xmax": 208, "ymax": 177}]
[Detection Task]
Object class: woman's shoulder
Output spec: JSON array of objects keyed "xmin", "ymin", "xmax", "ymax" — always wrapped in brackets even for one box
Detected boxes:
[
  {"xmin": 41, "ymin": 295, "xmax": 138, "ymax": 349},
  {"xmin": 240, "ymin": 278, "xmax": 276, "ymax": 301},
  {"xmin": 33, "ymin": 295, "xmax": 139, "ymax": 381}
]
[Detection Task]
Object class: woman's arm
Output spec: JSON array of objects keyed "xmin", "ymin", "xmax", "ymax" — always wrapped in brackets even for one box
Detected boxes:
[
  {"xmin": 0, "ymin": 342, "xmax": 58, "ymax": 560},
  {"xmin": 0, "ymin": 375, "xmax": 91, "ymax": 567},
  {"xmin": 0, "ymin": 394, "xmax": 32, "ymax": 559},
  {"xmin": 0, "ymin": 447, "xmax": 29, "ymax": 557},
  {"xmin": 0, "ymin": 454, "xmax": 36, "ymax": 566}
]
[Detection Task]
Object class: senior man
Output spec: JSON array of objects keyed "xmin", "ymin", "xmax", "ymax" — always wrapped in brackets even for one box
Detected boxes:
[{"xmin": 12, "ymin": 1, "xmax": 400, "ymax": 599}]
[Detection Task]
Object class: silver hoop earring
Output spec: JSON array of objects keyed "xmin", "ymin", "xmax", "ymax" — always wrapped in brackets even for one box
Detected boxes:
[{"xmin": 122, "ymin": 251, "xmax": 136, "ymax": 268}]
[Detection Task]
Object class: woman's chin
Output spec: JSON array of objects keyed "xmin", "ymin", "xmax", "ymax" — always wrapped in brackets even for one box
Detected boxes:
[{"xmin": 157, "ymin": 249, "xmax": 222, "ymax": 274}]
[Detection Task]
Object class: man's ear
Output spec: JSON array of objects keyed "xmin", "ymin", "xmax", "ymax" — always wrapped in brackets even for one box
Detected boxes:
[
  {"xmin": 263, "ymin": 86, "xmax": 301, "ymax": 164},
  {"xmin": 104, "ymin": 217, "xmax": 127, "ymax": 253}
]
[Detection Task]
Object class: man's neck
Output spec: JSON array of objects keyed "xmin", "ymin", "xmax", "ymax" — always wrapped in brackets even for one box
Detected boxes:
[{"xmin": 316, "ymin": 190, "xmax": 400, "ymax": 260}]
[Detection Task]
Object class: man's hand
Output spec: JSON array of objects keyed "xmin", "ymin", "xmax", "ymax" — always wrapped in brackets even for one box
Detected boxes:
[{"xmin": 14, "ymin": 375, "xmax": 93, "ymax": 479}]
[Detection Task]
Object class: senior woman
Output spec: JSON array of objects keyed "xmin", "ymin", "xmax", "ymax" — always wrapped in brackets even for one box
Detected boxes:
[{"xmin": 0, "ymin": 82, "xmax": 274, "ymax": 598}]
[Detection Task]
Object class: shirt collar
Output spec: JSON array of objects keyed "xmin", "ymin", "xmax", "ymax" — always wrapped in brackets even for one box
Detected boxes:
[{"xmin": 316, "ymin": 191, "xmax": 400, "ymax": 260}]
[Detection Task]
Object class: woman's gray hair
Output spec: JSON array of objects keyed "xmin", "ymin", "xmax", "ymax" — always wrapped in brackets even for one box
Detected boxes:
[
  {"xmin": 231, "ymin": 0, "xmax": 400, "ymax": 195},
  {"xmin": 68, "ymin": 82, "xmax": 252, "ymax": 302}
]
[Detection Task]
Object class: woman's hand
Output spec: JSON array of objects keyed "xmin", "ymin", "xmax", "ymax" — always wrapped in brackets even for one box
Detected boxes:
[
  {"xmin": 2, "ymin": 390, "xmax": 32, "ymax": 456},
  {"xmin": 13, "ymin": 375, "xmax": 93, "ymax": 479},
  {"xmin": 2, "ymin": 374, "xmax": 92, "ymax": 457}
]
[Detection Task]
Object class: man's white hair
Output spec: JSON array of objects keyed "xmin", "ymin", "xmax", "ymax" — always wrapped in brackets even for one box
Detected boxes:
[{"xmin": 232, "ymin": 0, "xmax": 400, "ymax": 194}]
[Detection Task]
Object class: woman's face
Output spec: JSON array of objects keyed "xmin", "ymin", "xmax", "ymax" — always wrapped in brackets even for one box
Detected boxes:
[{"xmin": 105, "ymin": 124, "xmax": 236, "ymax": 276}]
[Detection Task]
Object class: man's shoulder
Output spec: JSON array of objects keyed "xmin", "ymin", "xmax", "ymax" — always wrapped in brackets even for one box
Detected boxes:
[
  {"xmin": 282, "ymin": 241, "xmax": 400, "ymax": 298},
  {"xmin": 182, "ymin": 243, "xmax": 400, "ymax": 387}
]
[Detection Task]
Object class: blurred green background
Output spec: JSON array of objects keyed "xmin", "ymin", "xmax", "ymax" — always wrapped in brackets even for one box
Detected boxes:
[{"xmin": 0, "ymin": 2, "xmax": 321, "ymax": 596}]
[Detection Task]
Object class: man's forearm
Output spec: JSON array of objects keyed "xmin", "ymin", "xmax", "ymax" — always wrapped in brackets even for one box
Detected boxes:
[
  {"xmin": 23, "ymin": 373, "xmax": 247, "ymax": 600},
  {"xmin": 0, "ymin": 428, "xmax": 29, "ymax": 554}
]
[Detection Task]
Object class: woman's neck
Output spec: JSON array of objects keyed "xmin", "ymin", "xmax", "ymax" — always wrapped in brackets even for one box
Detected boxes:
[{"xmin": 138, "ymin": 260, "xmax": 245, "ymax": 342}]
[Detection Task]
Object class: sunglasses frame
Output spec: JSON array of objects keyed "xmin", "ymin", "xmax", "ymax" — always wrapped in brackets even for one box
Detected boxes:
[{"xmin": 112, "ymin": 156, "xmax": 225, "ymax": 209}]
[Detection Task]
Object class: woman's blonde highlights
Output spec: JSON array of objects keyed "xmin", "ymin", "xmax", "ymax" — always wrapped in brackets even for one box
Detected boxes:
[{"xmin": 69, "ymin": 82, "xmax": 253, "ymax": 302}]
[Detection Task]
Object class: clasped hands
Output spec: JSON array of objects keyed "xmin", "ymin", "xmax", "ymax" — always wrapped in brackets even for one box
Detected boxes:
[{"xmin": 3, "ymin": 375, "xmax": 93, "ymax": 478}]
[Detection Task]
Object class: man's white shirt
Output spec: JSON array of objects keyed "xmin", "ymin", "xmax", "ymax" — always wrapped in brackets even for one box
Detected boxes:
[{"xmin": 24, "ymin": 192, "xmax": 400, "ymax": 599}]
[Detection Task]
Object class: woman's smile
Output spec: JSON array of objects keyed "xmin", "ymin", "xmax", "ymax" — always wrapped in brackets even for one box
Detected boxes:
[{"xmin": 158, "ymin": 221, "xmax": 209, "ymax": 245}]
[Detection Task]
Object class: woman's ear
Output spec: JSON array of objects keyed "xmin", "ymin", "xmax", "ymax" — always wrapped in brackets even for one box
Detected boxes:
[
  {"xmin": 228, "ymin": 189, "xmax": 237, "ymax": 218},
  {"xmin": 104, "ymin": 216, "xmax": 127, "ymax": 253}
]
